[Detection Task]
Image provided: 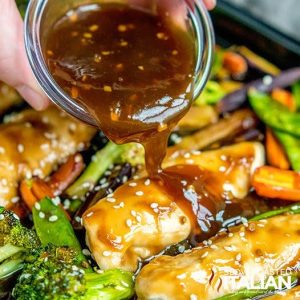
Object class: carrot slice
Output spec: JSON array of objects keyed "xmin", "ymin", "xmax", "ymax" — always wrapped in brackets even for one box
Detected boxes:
[
  {"xmin": 49, "ymin": 154, "xmax": 84, "ymax": 194},
  {"xmin": 20, "ymin": 153, "xmax": 84, "ymax": 210},
  {"xmin": 223, "ymin": 51, "xmax": 248, "ymax": 78},
  {"xmin": 271, "ymin": 88, "xmax": 296, "ymax": 111},
  {"xmin": 20, "ymin": 180, "xmax": 38, "ymax": 209},
  {"xmin": 266, "ymin": 128, "xmax": 290, "ymax": 170},
  {"xmin": 252, "ymin": 166, "xmax": 300, "ymax": 201}
]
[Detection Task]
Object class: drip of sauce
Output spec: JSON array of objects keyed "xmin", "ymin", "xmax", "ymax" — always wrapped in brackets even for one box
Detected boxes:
[{"xmin": 45, "ymin": 3, "xmax": 224, "ymax": 242}]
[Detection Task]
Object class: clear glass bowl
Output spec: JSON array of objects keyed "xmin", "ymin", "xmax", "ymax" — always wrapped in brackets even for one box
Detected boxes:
[{"xmin": 24, "ymin": 0, "xmax": 215, "ymax": 126}]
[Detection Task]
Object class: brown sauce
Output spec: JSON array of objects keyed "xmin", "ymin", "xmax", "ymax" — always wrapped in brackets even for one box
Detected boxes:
[{"xmin": 45, "ymin": 4, "xmax": 224, "ymax": 243}]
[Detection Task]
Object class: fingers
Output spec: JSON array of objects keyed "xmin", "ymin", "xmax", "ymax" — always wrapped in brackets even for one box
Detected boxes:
[
  {"xmin": 203, "ymin": 0, "xmax": 216, "ymax": 10},
  {"xmin": 0, "ymin": 0, "xmax": 49, "ymax": 110}
]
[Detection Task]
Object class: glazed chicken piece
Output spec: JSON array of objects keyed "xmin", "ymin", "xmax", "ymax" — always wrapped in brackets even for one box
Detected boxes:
[
  {"xmin": 83, "ymin": 142, "xmax": 265, "ymax": 272},
  {"xmin": 0, "ymin": 106, "xmax": 96, "ymax": 208},
  {"xmin": 136, "ymin": 214, "xmax": 300, "ymax": 300},
  {"xmin": 0, "ymin": 83, "xmax": 22, "ymax": 115}
]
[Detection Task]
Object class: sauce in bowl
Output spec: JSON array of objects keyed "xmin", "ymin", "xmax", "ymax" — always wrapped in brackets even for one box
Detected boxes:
[{"xmin": 45, "ymin": 3, "xmax": 223, "ymax": 243}]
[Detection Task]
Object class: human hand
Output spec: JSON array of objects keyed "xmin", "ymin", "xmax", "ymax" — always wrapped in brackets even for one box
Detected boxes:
[
  {"xmin": 203, "ymin": 0, "xmax": 216, "ymax": 10},
  {"xmin": 0, "ymin": 0, "xmax": 49, "ymax": 110}
]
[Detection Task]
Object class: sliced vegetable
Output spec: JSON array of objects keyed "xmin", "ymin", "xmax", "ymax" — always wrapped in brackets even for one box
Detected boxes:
[
  {"xmin": 266, "ymin": 128, "xmax": 290, "ymax": 170},
  {"xmin": 195, "ymin": 81, "xmax": 226, "ymax": 106},
  {"xmin": 218, "ymin": 67, "xmax": 300, "ymax": 113},
  {"xmin": 169, "ymin": 109, "xmax": 257, "ymax": 153},
  {"xmin": 237, "ymin": 46, "xmax": 280, "ymax": 76},
  {"xmin": 72, "ymin": 163, "xmax": 133, "ymax": 230},
  {"xmin": 292, "ymin": 80, "xmax": 300, "ymax": 111},
  {"xmin": 249, "ymin": 91, "xmax": 300, "ymax": 137},
  {"xmin": 20, "ymin": 154, "xmax": 84, "ymax": 209},
  {"xmin": 250, "ymin": 202, "xmax": 300, "ymax": 221},
  {"xmin": 32, "ymin": 197, "xmax": 86, "ymax": 264},
  {"xmin": 66, "ymin": 142, "xmax": 130, "ymax": 199},
  {"xmin": 252, "ymin": 166, "xmax": 300, "ymax": 201},
  {"xmin": 223, "ymin": 51, "xmax": 248, "ymax": 79},
  {"xmin": 176, "ymin": 105, "xmax": 218, "ymax": 131},
  {"xmin": 271, "ymin": 88, "xmax": 296, "ymax": 111},
  {"xmin": 275, "ymin": 130, "xmax": 300, "ymax": 171}
]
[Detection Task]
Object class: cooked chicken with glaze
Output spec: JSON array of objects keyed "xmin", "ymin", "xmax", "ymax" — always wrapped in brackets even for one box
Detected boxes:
[
  {"xmin": 136, "ymin": 214, "xmax": 300, "ymax": 300},
  {"xmin": 0, "ymin": 106, "xmax": 96, "ymax": 208},
  {"xmin": 0, "ymin": 83, "xmax": 22, "ymax": 114},
  {"xmin": 83, "ymin": 142, "xmax": 264, "ymax": 272}
]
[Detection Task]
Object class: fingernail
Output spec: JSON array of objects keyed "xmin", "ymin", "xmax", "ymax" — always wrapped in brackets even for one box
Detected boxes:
[{"xmin": 17, "ymin": 86, "xmax": 49, "ymax": 111}]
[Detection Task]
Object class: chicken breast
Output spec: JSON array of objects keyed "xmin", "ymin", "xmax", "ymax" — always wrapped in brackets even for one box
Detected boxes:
[
  {"xmin": 0, "ymin": 83, "xmax": 22, "ymax": 115},
  {"xmin": 136, "ymin": 214, "xmax": 300, "ymax": 300},
  {"xmin": 0, "ymin": 106, "xmax": 96, "ymax": 208},
  {"xmin": 83, "ymin": 142, "xmax": 265, "ymax": 272}
]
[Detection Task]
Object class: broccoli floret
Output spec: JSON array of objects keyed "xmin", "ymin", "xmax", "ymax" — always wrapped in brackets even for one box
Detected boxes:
[
  {"xmin": 0, "ymin": 207, "xmax": 40, "ymax": 280},
  {"xmin": 12, "ymin": 245, "xmax": 134, "ymax": 300},
  {"xmin": 12, "ymin": 198, "xmax": 134, "ymax": 299}
]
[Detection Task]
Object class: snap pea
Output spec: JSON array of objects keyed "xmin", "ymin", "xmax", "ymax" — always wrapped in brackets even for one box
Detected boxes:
[
  {"xmin": 274, "ymin": 130, "xmax": 300, "ymax": 171},
  {"xmin": 250, "ymin": 203, "xmax": 300, "ymax": 221},
  {"xmin": 249, "ymin": 91, "xmax": 300, "ymax": 137},
  {"xmin": 292, "ymin": 81, "xmax": 300, "ymax": 111}
]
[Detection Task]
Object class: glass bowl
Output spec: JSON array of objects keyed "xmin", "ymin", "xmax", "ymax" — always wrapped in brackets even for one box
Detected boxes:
[{"xmin": 24, "ymin": 0, "xmax": 215, "ymax": 126}]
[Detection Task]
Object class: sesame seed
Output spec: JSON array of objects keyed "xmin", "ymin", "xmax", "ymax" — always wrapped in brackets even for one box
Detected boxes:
[
  {"xmin": 228, "ymin": 233, "xmax": 234, "ymax": 237},
  {"xmin": 136, "ymin": 191, "xmax": 144, "ymax": 196},
  {"xmin": 136, "ymin": 215, "xmax": 142, "ymax": 223},
  {"xmin": 74, "ymin": 155, "xmax": 81, "ymax": 163},
  {"xmin": 138, "ymin": 65, "xmax": 144, "ymax": 71},
  {"xmin": 89, "ymin": 24, "xmax": 99, "ymax": 32},
  {"xmin": 51, "ymin": 197, "xmax": 60, "ymax": 206},
  {"xmin": 83, "ymin": 32, "xmax": 92, "ymax": 39},
  {"xmin": 119, "ymin": 202, "xmax": 124, "ymax": 208},
  {"xmin": 86, "ymin": 212, "xmax": 94, "ymax": 218},
  {"xmin": 172, "ymin": 50, "xmax": 178, "ymax": 55},
  {"xmin": 118, "ymin": 24, "xmax": 127, "ymax": 32},
  {"xmin": 34, "ymin": 202, "xmax": 41, "ymax": 210},
  {"xmin": 224, "ymin": 246, "xmax": 234, "ymax": 252},
  {"xmin": 39, "ymin": 212, "xmax": 45, "ymax": 219},
  {"xmin": 190, "ymin": 295, "xmax": 198, "ymax": 300},
  {"xmin": 201, "ymin": 251, "xmax": 208, "ymax": 258},
  {"xmin": 63, "ymin": 199, "xmax": 71, "ymax": 209},
  {"xmin": 82, "ymin": 249, "xmax": 91, "ymax": 256},
  {"xmin": 157, "ymin": 32, "xmax": 168, "ymax": 40},
  {"xmin": 131, "ymin": 210, "xmax": 137, "ymax": 217},
  {"xmin": 0, "ymin": 147, "xmax": 5, "ymax": 154},
  {"xmin": 0, "ymin": 214, "xmax": 4, "ymax": 221},
  {"xmin": 144, "ymin": 179, "xmax": 151, "ymax": 186},
  {"xmin": 75, "ymin": 216, "xmax": 82, "ymax": 223},
  {"xmin": 129, "ymin": 182, "xmax": 137, "ymax": 187},
  {"xmin": 101, "ymin": 51, "xmax": 111, "ymax": 56},
  {"xmin": 104, "ymin": 85, "xmax": 112, "ymax": 92},
  {"xmin": 49, "ymin": 215, "xmax": 58, "ymax": 222},
  {"xmin": 107, "ymin": 198, "xmax": 116, "ymax": 203},
  {"xmin": 126, "ymin": 219, "xmax": 132, "ymax": 227},
  {"xmin": 103, "ymin": 251, "xmax": 111, "ymax": 257},
  {"xmin": 11, "ymin": 197, "xmax": 20, "ymax": 204},
  {"xmin": 236, "ymin": 253, "xmax": 242, "ymax": 261},
  {"xmin": 17, "ymin": 144, "xmax": 24, "ymax": 153},
  {"xmin": 120, "ymin": 40, "xmax": 128, "ymax": 47},
  {"xmin": 150, "ymin": 203, "xmax": 158, "ymax": 209},
  {"xmin": 13, "ymin": 214, "xmax": 19, "ymax": 220}
]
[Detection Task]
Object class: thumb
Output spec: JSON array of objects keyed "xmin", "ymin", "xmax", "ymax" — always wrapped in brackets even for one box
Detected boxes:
[{"xmin": 0, "ymin": 0, "xmax": 49, "ymax": 110}]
